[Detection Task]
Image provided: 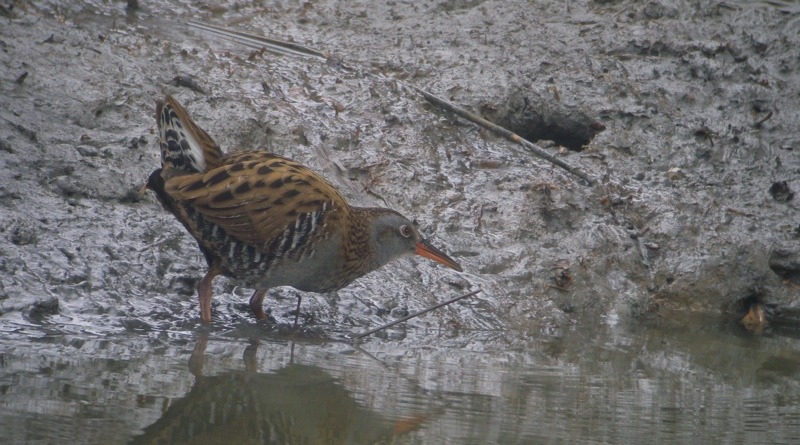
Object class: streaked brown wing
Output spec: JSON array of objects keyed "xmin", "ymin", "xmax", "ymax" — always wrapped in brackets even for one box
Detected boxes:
[{"xmin": 164, "ymin": 152, "xmax": 348, "ymax": 247}]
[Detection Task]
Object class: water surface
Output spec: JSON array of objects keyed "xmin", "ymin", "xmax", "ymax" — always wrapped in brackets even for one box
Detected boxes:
[{"xmin": 2, "ymin": 318, "xmax": 798, "ymax": 444}]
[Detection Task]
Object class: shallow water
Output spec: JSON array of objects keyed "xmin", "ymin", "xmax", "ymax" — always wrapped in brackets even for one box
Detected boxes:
[{"xmin": 3, "ymin": 319, "xmax": 799, "ymax": 444}]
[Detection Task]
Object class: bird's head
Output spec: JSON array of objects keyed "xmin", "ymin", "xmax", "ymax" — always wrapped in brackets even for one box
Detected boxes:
[{"xmin": 367, "ymin": 209, "xmax": 462, "ymax": 272}]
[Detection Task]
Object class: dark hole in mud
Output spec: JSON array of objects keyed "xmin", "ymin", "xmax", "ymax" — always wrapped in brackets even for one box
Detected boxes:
[
  {"xmin": 769, "ymin": 180, "xmax": 794, "ymax": 202},
  {"xmin": 487, "ymin": 92, "xmax": 605, "ymax": 151},
  {"xmin": 769, "ymin": 248, "xmax": 800, "ymax": 285},
  {"xmin": 771, "ymin": 266, "xmax": 800, "ymax": 285}
]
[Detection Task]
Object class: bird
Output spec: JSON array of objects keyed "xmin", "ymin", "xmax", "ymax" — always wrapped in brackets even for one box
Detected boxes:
[{"xmin": 146, "ymin": 95, "xmax": 462, "ymax": 324}]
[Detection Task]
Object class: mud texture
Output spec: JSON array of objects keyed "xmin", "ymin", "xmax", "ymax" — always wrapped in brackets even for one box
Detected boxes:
[{"xmin": 1, "ymin": 0, "xmax": 798, "ymax": 342}]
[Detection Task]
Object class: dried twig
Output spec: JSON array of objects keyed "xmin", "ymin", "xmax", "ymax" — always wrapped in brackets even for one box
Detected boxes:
[
  {"xmin": 186, "ymin": 20, "xmax": 596, "ymax": 187},
  {"xmin": 187, "ymin": 21, "xmax": 326, "ymax": 61},
  {"xmin": 411, "ymin": 86, "xmax": 595, "ymax": 186},
  {"xmin": 352, "ymin": 289, "xmax": 482, "ymax": 340},
  {"xmin": 754, "ymin": 111, "xmax": 773, "ymax": 129}
]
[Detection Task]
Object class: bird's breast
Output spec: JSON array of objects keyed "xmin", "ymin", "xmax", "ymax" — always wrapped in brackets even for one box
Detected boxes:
[{"xmin": 220, "ymin": 229, "xmax": 349, "ymax": 292}]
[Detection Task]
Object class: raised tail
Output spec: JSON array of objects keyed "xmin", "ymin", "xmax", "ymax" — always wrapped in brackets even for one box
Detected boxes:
[{"xmin": 156, "ymin": 95, "xmax": 223, "ymax": 177}]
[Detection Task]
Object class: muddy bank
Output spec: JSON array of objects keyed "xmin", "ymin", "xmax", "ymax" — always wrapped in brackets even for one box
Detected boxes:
[{"xmin": 1, "ymin": 0, "xmax": 798, "ymax": 341}]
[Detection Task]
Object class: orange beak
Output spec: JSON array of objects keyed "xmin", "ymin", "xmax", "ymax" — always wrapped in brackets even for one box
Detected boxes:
[{"xmin": 415, "ymin": 239, "xmax": 463, "ymax": 272}]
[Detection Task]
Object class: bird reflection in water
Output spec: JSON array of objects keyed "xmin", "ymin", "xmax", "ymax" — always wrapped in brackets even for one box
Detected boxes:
[{"xmin": 129, "ymin": 337, "xmax": 427, "ymax": 445}]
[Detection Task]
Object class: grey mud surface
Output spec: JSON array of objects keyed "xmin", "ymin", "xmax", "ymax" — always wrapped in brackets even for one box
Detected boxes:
[{"xmin": 1, "ymin": 0, "xmax": 799, "ymax": 342}]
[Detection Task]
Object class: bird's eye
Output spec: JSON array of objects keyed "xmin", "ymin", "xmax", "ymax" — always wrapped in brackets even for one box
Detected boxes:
[{"xmin": 399, "ymin": 225, "xmax": 413, "ymax": 238}]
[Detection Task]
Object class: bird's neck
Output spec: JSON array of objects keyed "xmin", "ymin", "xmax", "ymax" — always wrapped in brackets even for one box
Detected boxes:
[{"xmin": 343, "ymin": 207, "xmax": 392, "ymax": 272}]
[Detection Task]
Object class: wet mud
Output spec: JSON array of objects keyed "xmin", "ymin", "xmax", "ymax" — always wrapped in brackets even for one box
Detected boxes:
[{"xmin": 1, "ymin": 0, "xmax": 799, "ymax": 443}]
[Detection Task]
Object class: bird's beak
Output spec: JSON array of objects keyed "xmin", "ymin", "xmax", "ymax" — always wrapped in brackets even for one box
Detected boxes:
[{"xmin": 415, "ymin": 239, "xmax": 463, "ymax": 272}]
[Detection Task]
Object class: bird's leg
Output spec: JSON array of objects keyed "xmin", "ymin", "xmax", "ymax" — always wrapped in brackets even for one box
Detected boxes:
[
  {"xmin": 249, "ymin": 289, "xmax": 268, "ymax": 321},
  {"xmin": 197, "ymin": 266, "xmax": 222, "ymax": 323},
  {"xmin": 293, "ymin": 294, "xmax": 303, "ymax": 328}
]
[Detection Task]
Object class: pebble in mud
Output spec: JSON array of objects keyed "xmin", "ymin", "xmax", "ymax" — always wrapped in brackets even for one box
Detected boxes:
[
  {"xmin": 9, "ymin": 224, "xmax": 38, "ymax": 246},
  {"xmin": 28, "ymin": 296, "xmax": 59, "ymax": 318}
]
